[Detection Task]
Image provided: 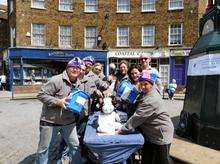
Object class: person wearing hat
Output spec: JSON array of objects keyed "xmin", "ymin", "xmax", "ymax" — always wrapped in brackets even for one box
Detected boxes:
[
  {"xmin": 118, "ymin": 72, "xmax": 174, "ymax": 164},
  {"xmin": 139, "ymin": 53, "xmax": 163, "ymax": 95},
  {"xmin": 36, "ymin": 57, "xmax": 83, "ymax": 164}
]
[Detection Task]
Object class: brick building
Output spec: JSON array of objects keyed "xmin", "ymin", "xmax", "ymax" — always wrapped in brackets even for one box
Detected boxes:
[
  {"xmin": 7, "ymin": 0, "xmax": 207, "ymax": 90},
  {"xmin": 0, "ymin": 4, "xmax": 9, "ymax": 74}
]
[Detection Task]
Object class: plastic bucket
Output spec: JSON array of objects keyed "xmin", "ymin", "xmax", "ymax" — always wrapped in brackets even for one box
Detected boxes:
[
  {"xmin": 116, "ymin": 80, "xmax": 140, "ymax": 104},
  {"xmin": 66, "ymin": 89, "xmax": 90, "ymax": 113}
]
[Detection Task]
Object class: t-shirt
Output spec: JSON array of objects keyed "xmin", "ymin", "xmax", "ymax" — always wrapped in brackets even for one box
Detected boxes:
[{"xmin": 0, "ymin": 75, "xmax": 6, "ymax": 83}]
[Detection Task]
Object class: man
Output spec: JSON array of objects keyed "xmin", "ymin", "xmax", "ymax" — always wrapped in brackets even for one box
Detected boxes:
[
  {"xmin": 139, "ymin": 53, "xmax": 163, "ymax": 95},
  {"xmin": 118, "ymin": 72, "xmax": 174, "ymax": 164},
  {"xmin": 36, "ymin": 57, "xmax": 83, "ymax": 164}
]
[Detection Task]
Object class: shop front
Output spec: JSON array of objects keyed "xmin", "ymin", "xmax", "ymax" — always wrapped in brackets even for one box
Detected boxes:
[
  {"xmin": 169, "ymin": 49, "xmax": 190, "ymax": 86},
  {"xmin": 8, "ymin": 47, "xmax": 107, "ymax": 91},
  {"xmin": 107, "ymin": 49, "xmax": 170, "ymax": 86}
]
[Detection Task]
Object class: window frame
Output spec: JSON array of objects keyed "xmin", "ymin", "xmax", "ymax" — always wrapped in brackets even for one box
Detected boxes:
[
  {"xmin": 142, "ymin": 0, "xmax": 156, "ymax": 12},
  {"xmin": 168, "ymin": 0, "xmax": 183, "ymax": 10},
  {"xmin": 84, "ymin": 0, "xmax": 98, "ymax": 12},
  {"xmin": 84, "ymin": 26, "xmax": 98, "ymax": 49},
  {"xmin": 168, "ymin": 24, "xmax": 183, "ymax": 46},
  {"xmin": 117, "ymin": 26, "xmax": 129, "ymax": 47},
  {"xmin": 59, "ymin": 0, "xmax": 73, "ymax": 12},
  {"xmin": 31, "ymin": 0, "xmax": 46, "ymax": 9},
  {"xmin": 31, "ymin": 23, "xmax": 46, "ymax": 47},
  {"xmin": 142, "ymin": 25, "xmax": 155, "ymax": 47},
  {"xmin": 59, "ymin": 25, "xmax": 72, "ymax": 48},
  {"xmin": 117, "ymin": 0, "xmax": 130, "ymax": 13}
]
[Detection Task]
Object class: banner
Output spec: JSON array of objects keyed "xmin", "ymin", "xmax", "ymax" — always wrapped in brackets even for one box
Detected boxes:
[{"xmin": 188, "ymin": 53, "xmax": 220, "ymax": 76}]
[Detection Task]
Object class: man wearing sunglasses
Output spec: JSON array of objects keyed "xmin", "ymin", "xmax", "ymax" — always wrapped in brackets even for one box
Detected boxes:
[{"xmin": 140, "ymin": 53, "xmax": 163, "ymax": 95}]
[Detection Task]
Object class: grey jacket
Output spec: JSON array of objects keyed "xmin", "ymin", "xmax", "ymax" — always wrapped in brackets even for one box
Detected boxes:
[
  {"xmin": 121, "ymin": 87, "xmax": 174, "ymax": 145},
  {"xmin": 37, "ymin": 71, "xmax": 82, "ymax": 125}
]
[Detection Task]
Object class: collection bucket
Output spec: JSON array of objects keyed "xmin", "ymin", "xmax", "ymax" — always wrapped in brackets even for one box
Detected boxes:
[
  {"xmin": 66, "ymin": 89, "xmax": 90, "ymax": 113},
  {"xmin": 116, "ymin": 80, "xmax": 140, "ymax": 104}
]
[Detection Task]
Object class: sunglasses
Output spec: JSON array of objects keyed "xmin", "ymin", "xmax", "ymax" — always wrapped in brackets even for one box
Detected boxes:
[
  {"xmin": 140, "ymin": 58, "xmax": 149, "ymax": 61},
  {"xmin": 95, "ymin": 68, "xmax": 102, "ymax": 71}
]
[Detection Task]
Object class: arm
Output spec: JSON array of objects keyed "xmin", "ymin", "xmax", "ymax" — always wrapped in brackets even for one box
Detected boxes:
[
  {"xmin": 121, "ymin": 101, "xmax": 154, "ymax": 133},
  {"xmin": 37, "ymin": 77, "xmax": 66, "ymax": 108}
]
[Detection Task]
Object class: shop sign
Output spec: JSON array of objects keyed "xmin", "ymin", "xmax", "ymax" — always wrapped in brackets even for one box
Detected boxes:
[
  {"xmin": 170, "ymin": 50, "xmax": 190, "ymax": 56},
  {"xmin": 48, "ymin": 51, "xmax": 74, "ymax": 57}
]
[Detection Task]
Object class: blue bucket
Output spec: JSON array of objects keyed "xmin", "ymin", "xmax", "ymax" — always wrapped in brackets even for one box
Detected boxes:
[
  {"xmin": 116, "ymin": 80, "xmax": 140, "ymax": 104},
  {"xmin": 66, "ymin": 89, "xmax": 90, "ymax": 113}
]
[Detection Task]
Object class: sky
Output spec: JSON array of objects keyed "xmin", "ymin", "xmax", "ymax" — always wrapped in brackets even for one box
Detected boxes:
[{"xmin": 0, "ymin": 0, "xmax": 7, "ymax": 5}]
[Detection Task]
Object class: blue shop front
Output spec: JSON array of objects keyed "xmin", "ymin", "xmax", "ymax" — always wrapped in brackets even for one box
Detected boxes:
[{"xmin": 8, "ymin": 47, "xmax": 107, "ymax": 91}]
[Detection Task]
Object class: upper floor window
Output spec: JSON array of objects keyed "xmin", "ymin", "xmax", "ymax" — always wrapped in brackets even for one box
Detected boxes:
[
  {"xmin": 31, "ymin": 23, "xmax": 45, "ymax": 46},
  {"xmin": 169, "ymin": 24, "xmax": 182, "ymax": 45},
  {"xmin": 85, "ymin": 0, "xmax": 98, "ymax": 12},
  {"xmin": 59, "ymin": 0, "xmax": 73, "ymax": 11},
  {"xmin": 31, "ymin": 0, "xmax": 45, "ymax": 9},
  {"xmin": 85, "ymin": 27, "xmax": 97, "ymax": 49},
  {"xmin": 59, "ymin": 26, "xmax": 72, "ymax": 48},
  {"xmin": 117, "ymin": 0, "xmax": 130, "ymax": 13},
  {"xmin": 117, "ymin": 27, "xmax": 129, "ymax": 47},
  {"xmin": 142, "ymin": 0, "xmax": 155, "ymax": 12},
  {"xmin": 9, "ymin": 0, "xmax": 13, "ymax": 13},
  {"xmin": 142, "ymin": 25, "xmax": 155, "ymax": 46},
  {"xmin": 169, "ymin": 0, "xmax": 183, "ymax": 10}
]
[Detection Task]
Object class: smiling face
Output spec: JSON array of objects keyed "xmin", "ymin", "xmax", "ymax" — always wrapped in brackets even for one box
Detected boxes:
[
  {"xmin": 119, "ymin": 63, "xmax": 128, "ymax": 75},
  {"xmin": 66, "ymin": 67, "xmax": 81, "ymax": 82},
  {"xmin": 131, "ymin": 68, "xmax": 140, "ymax": 83},
  {"xmin": 93, "ymin": 65, "xmax": 102, "ymax": 75},
  {"xmin": 139, "ymin": 81, "xmax": 153, "ymax": 93},
  {"xmin": 140, "ymin": 54, "xmax": 151, "ymax": 69}
]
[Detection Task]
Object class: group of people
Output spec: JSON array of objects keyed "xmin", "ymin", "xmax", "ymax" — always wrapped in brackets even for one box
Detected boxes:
[{"xmin": 35, "ymin": 53, "xmax": 174, "ymax": 164}]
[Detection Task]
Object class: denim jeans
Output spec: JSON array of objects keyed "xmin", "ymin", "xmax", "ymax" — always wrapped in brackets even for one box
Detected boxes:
[{"xmin": 36, "ymin": 123, "xmax": 81, "ymax": 164}]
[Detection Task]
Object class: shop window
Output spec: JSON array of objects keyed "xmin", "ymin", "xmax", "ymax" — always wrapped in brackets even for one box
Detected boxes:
[
  {"xmin": 159, "ymin": 65, "xmax": 169, "ymax": 86},
  {"xmin": 150, "ymin": 58, "xmax": 158, "ymax": 68}
]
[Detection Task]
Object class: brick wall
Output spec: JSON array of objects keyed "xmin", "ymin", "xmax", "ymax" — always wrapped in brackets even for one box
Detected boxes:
[{"xmin": 10, "ymin": 0, "xmax": 205, "ymax": 49}]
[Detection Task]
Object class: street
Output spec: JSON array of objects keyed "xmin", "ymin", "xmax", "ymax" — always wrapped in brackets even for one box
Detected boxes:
[{"xmin": 0, "ymin": 97, "xmax": 183, "ymax": 164}]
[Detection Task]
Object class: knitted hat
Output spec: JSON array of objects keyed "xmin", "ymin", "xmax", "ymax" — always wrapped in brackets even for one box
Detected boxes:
[
  {"xmin": 66, "ymin": 57, "xmax": 82, "ymax": 69},
  {"xmin": 83, "ymin": 56, "xmax": 95, "ymax": 65},
  {"xmin": 138, "ymin": 72, "xmax": 157, "ymax": 84}
]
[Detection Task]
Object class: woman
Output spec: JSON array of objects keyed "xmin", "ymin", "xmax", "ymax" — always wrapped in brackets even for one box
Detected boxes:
[{"xmin": 118, "ymin": 72, "xmax": 174, "ymax": 164}]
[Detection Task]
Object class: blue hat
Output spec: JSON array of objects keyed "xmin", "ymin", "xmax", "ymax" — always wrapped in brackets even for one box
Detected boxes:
[
  {"xmin": 83, "ymin": 56, "xmax": 95, "ymax": 65},
  {"xmin": 66, "ymin": 57, "xmax": 82, "ymax": 69},
  {"xmin": 138, "ymin": 72, "xmax": 157, "ymax": 84}
]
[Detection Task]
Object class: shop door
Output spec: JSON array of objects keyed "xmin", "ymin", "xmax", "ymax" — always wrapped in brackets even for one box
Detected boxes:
[{"xmin": 173, "ymin": 64, "xmax": 185, "ymax": 85}]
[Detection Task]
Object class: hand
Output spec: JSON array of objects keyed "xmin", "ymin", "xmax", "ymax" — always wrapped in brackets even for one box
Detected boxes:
[
  {"xmin": 57, "ymin": 97, "xmax": 67, "ymax": 109},
  {"xmin": 116, "ymin": 128, "xmax": 124, "ymax": 135},
  {"xmin": 100, "ymin": 82, "xmax": 109, "ymax": 90},
  {"xmin": 94, "ymin": 90, "xmax": 103, "ymax": 98}
]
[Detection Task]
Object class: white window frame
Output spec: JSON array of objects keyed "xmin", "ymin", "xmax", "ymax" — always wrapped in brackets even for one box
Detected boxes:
[
  {"xmin": 31, "ymin": 23, "xmax": 46, "ymax": 46},
  {"xmin": 59, "ymin": 25, "xmax": 72, "ymax": 48},
  {"xmin": 168, "ymin": 0, "xmax": 183, "ymax": 10},
  {"xmin": 31, "ymin": 0, "xmax": 45, "ymax": 9},
  {"xmin": 142, "ymin": 25, "xmax": 155, "ymax": 46},
  {"xmin": 85, "ymin": 27, "xmax": 97, "ymax": 49},
  {"xmin": 142, "ymin": 0, "xmax": 156, "ymax": 12},
  {"xmin": 84, "ymin": 0, "xmax": 98, "ymax": 12},
  {"xmin": 117, "ymin": 26, "xmax": 129, "ymax": 47},
  {"xmin": 9, "ymin": 0, "xmax": 13, "ymax": 14},
  {"xmin": 159, "ymin": 65, "xmax": 170, "ymax": 87},
  {"xmin": 168, "ymin": 24, "xmax": 182, "ymax": 46},
  {"xmin": 59, "ymin": 0, "xmax": 73, "ymax": 11},
  {"xmin": 117, "ymin": 0, "xmax": 130, "ymax": 13}
]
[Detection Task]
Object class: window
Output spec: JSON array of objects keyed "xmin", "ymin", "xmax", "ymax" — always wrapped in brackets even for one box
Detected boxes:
[
  {"xmin": 169, "ymin": 0, "xmax": 183, "ymax": 10},
  {"xmin": 142, "ymin": 25, "xmax": 155, "ymax": 46},
  {"xmin": 117, "ymin": 0, "xmax": 130, "ymax": 12},
  {"xmin": 159, "ymin": 65, "xmax": 170, "ymax": 86},
  {"xmin": 59, "ymin": 26, "xmax": 72, "ymax": 48},
  {"xmin": 10, "ymin": 27, "xmax": 15, "ymax": 47},
  {"xmin": 31, "ymin": 0, "xmax": 45, "ymax": 9},
  {"xmin": 9, "ymin": 0, "xmax": 13, "ymax": 13},
  {"xmin": 85, "ymin": 0, "xmax": 98, "ymax": 12},
  {"xmin": 169, "ymin": 24, "xmax": 182, "ymax": 45},
  {"xmin": 85, "ymin": 27, "xmax": 97, "ymax": 49},
  {"xmin": 117, "ymin": 27, "xmax": 129, "ymax": 47},
  {"xmin": 31, "ymin": 23, "xmax": 45, "ymax": 46},
  {"xmin": 142, "ymin": 0, "xmax": 155, "ymax": 12},
  {"xmin": 59, "ymin": 0, "xmax": 73, "ymax": 11}
]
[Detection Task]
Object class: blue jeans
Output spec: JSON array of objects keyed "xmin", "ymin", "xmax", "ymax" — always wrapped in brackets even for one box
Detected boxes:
[{"xmin": 36, "ymin": 123, "xmax": 81, "ymax": 164}]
